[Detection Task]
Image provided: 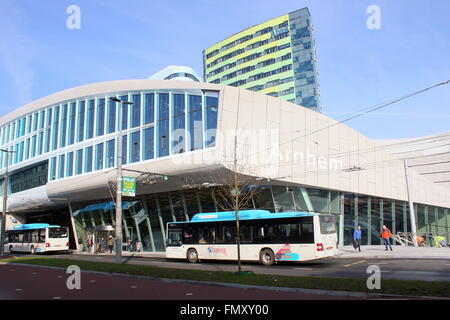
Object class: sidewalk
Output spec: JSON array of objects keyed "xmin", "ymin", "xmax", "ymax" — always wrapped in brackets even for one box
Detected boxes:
[
  {"xmin": 73, "ymin": 250, "xmax": 166, "ymax": 259},
  {"xmin": 336, "ymin": 245, "xmax": 450, "ymax": 259}
]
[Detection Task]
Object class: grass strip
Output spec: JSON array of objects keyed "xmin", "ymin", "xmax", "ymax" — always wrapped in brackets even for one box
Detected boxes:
[{"xmin": 3, "ymin": 257, "xmax": 450, "ymax": 298}]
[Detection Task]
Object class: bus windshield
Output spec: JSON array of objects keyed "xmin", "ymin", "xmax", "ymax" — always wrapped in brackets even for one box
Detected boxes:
[
  {"xmin": 48, "ymin": 227, "xmax": 68, "ymax": 238},
  {"xmin": 319, "ymin": 215, "xmax": 336, "ymax": 234}
]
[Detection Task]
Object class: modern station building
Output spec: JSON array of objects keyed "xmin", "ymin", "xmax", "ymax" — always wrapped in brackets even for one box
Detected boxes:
[
  {"xmin": 0, "ymin": 79, "xmax": 449, "ymax": 252},
  {"xmin": 203, "ymin": 8, "xmax": 322, "ymax": 112}
]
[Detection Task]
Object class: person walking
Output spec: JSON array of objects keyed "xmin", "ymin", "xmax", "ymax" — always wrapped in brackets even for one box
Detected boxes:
[
  {"xmin": 87, "ymin": 236, "xmax": 93, "ymax": 253},
  {"xmin": 353, "ymin": 226, "xmax": 362, "ymax": 252},
  {"xmin": 382, "ymin": 225, "xmax": 393, "ymax": 251},
  {"xmin": 108, "ymin": 235, "xmax": 114, "ymax": 254}
]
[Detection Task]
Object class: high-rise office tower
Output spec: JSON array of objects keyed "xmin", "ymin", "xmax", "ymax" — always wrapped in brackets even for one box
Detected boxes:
[{"xmin": 203, "ymin": 8, "xmax": 321, "ymax": 112}]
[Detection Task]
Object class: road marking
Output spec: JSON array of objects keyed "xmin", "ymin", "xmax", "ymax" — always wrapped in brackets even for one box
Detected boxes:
[
  {"xmin": 130, "ymin": 286, "xmax": 137, "ymax": 289},
  {"xmin": 53, "ymin": 297, "xmax": 62, "ymax": 300},
  {"xmin": 89, "ymin": 280, "xmax": 96, "ymax": 283},
  {"xmin": 293, "ymin": 268, "xmax": 314, "ymax": 271},
  {"xmin": 185, "ymin": 293, "xmax": 193, "ymax": 296},
  {"xmin": 344, "ymin": 260, "xmax": 367, "ymax": 267},
  {"xmin": 32, "ymin": 272, "xmax": 38, "ymax": 275},
  {"xmin": 15, "ymin": 289, "xmax": 23, "ymax": 292}
]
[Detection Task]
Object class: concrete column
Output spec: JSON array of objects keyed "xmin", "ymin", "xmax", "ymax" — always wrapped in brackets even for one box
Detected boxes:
[
  {"xmin": 404, "ymin": 160, "xmax": 418, "ymax": 246},
  {"xmin": 339, "ymin": 193, "xmax": 344, "ymax": 247},
  {"xmin": 367, "ymin": 197, "xmax": 372, "ymax": 245},
  {"xmin": 68, "ymin": 201, "xmax": 80, "ymax": 252},
  {"xmin": 155, "ymin": 196, "xmax": 166, "ymax": 244},
  {"xmin": 142, "ymin": 200, "xmax": 155, "ymax": 252}
]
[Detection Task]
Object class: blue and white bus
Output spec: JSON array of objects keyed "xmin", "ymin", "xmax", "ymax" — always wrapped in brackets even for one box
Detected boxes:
[
  {"xmin": 165, "ymin": 210, "xmax": 337, "ymax": 266},
  {"xmin": 5, "ymin": 223, "xmax": 70, "ymax": 254}
]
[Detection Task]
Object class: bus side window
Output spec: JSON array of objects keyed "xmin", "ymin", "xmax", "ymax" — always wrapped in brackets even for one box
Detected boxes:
[
  {"xmin": 198, "ymin": 225, "xmax": 207, "ymax": 244},
  {"xmin": 222, "ymin": 224, "xmax": 234, "ymax": 244},
  {"xmin": 240, "ymin": 223, "xmax": 253, "ymax": 244},
  {"xmin": 38, "ymin": 230, "xmax": 45, "ymax": 243},
  {"xmin": 288, "ymin": 224, "xmax": 301, "ymax": 242},
  {"xmin": 31, "ymin": 230, "xmax": 38, "ymax": 243},
  {"xmin": 183, "ymin": 225, "xmax": 195, "ymax": 244},
  {"xmin": 300, "ymin": 222, "xmax": 314, "ymax": 243}
]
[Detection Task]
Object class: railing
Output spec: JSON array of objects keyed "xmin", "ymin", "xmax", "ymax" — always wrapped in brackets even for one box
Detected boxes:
[
  {"xmin": 394, "ymin": 232, "xmax": 449, "ymax": 247},
  {"xmin": 392, "ymin": 233, "xmax": 415, "ymax": 246}
]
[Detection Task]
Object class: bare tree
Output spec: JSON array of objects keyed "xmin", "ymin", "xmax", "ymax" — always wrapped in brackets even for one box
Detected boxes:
[{"xmin": 210, "ymin": 137, "xmax": 260, "ymax": 273}]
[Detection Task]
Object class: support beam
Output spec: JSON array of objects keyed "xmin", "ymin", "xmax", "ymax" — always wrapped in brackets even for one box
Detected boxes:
[{"xmin": 404, "ymin": 160, "xmax": 418, "ymax": 246}]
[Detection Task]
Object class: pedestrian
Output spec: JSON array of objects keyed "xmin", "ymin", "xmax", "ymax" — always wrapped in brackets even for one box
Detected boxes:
[
  {"xmin": 135, "ymin": 239, "xmax": 141, "ymax": 252},
  {"xmin": 78, "ymin": 237, "xmax": 83, "ymax": 252},
  {"xmin": 127, "ymin": 237, "xmax": 132, "ymax": 252},
  {"xmin": 87, "ymin": 236, "xmax": 93, "ymax": 253},
  {"xmin": 98, "ymin": 238, "xmax": 103, "ymax": 253},
  {"xmin": 108, "ymin": 235, "xmax": 114, "ymax": 253},
  {"xmin": 382, "ymin": 225, "xmax": 393, "ymax": 251},
  {"xmin": 353, "ymin": 226, "xmax": 362, "ymax": 252}
]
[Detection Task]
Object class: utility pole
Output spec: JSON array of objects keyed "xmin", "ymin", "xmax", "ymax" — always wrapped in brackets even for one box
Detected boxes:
[
  {"xmin": 0, "ymin": 149, "xmax": 14, "ymax": 256},
  {"xmin": 404, "ymin": 160, "xmax": 418, "ymax": 247},
  {"xmin": 110, "ymin": 97, "xmax": 133, "ymax": 264}
]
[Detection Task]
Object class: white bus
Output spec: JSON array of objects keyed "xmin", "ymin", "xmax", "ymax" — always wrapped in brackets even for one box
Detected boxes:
[
  {"xmin": 5, "ymin": 223, "xmax": 70, "ymax": 254},
  {"xmin": 166, "ymin": 210, "xmax": 337, "ymax": 266}
]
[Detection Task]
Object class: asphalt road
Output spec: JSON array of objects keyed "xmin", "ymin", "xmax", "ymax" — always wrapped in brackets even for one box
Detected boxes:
[
  {"xmin": 0, "ymin": 263, "xmax": 362, "ymax": 300},
  {"xmin": 9, "ymin": 252, "xmax": 450, "ymax": 282}
]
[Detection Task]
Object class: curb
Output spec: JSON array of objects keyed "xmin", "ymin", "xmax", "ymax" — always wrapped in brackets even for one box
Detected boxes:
[{"xmin": 1, "ymin": 261, "xmax": 447, "ymax": 300}]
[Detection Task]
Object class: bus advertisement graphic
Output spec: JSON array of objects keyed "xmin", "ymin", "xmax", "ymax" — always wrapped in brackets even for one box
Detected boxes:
[{"xmin": 275, "ymin": 244, "xmax": 300, "ymax": 261}]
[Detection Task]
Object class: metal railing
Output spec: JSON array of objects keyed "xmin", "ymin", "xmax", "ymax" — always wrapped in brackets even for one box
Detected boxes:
[{"xmin": 394, "ymin": 232, "xmax": 449, "ymax": 247}]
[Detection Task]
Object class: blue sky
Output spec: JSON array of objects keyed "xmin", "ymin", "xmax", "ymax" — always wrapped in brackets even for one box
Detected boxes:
[{"xmin": 0, "ymin": 0, "xmax": 448, "ymax": 139}]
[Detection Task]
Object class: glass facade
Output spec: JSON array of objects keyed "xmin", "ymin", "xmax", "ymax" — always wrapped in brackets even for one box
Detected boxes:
[
  {"xmin": 71, "ymin": 185, "xmax": 450, "ymax": 252},
  {"xmin": 0, "ymin": 89, "xmax": 219, "ymax": 191},
  {"xmin": 203, "ymin": 7, "xmax": 321, "ymax": 112}
]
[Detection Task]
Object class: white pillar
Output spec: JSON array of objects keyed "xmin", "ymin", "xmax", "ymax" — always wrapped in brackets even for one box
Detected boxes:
[{"xmin": 404, "ymin": 160, "xmax": 418, "ymax": 247}]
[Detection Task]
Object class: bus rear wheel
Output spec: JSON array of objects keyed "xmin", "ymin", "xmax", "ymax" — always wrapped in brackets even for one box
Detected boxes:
[
  {"xmin": 187, "ymin": 249, "xmax": 198, "ymax": 263},
  {"xmin": 260, "ymin": 249, "xmax": 275, "ymax": 266},
  {"xmin": 9, "ymin": 245, "xmax": 13, "ymax": 253}
]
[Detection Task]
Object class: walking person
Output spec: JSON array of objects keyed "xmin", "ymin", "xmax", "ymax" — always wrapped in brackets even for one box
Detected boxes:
[
  {"xmin": 135, "ymin": 239, "xmax": 141, "ymax": 253},
  {"xmin": 353, "ymin": 226, "xmax": 362, "ymax": 252},
  {"xmin": 108, "ymin": 235, "xmax": 114, "ymax": 254},
  {"xmin": 87, "ymin": 236, "xmax": 93, "ymax": 253},
  {"xmin": 382, "ymin": 225, "xmax": 393, "ymax": 251}
]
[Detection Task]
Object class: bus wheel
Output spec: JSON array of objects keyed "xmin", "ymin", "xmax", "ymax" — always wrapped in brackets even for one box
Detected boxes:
[
  {"xmin": 9, "ymin": 245, "xmax": 13, "ymax": 253},
  {"xmin": 30, "ymin": 246, "xmax": 35, "ymax": 255},
  {"xmin": 187, "ymin": 249, "xmax": 198, "ymax": 263},
  {"xmin": 260, "ymin": 249, "xmax": 275, "ymax": 266}
]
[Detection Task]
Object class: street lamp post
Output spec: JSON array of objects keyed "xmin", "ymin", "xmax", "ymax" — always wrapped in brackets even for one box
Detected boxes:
[
  {"xmin": 110, "ymin": 97, "xmax": 133, "ymax": 264},
  {"xmin": 0, "ymin": 149, "xmax": 15, "ymax": 257}
]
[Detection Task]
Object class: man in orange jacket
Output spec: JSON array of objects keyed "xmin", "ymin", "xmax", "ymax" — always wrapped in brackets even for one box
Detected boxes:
[{"xmin": 381, "ymin": 225, "xmax": 393, "ymax": 251}]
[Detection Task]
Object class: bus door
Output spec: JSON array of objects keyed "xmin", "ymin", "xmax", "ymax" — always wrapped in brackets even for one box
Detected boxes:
[{"xmin": 166, "ymin": 223, "xmax": 185, "ymax": 259}]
